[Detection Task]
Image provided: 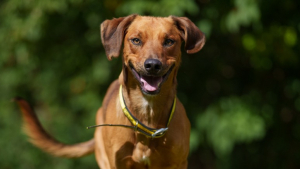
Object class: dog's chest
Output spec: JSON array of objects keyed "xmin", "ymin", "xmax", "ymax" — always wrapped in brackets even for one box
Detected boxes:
[{"xmin": 140, "ymin": 97, "xmax": 154, "ymax": 115}]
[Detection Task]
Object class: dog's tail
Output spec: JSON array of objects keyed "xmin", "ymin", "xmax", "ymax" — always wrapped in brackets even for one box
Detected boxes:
[{"xmin": 14, "ymin": 97, "xmax": 95, "ymax": 158}]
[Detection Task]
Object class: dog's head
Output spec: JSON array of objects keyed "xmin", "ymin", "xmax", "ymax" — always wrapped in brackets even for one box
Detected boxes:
[{"xmin": 101, "ymin": 15, "xmax": 205, "ymax": 95}]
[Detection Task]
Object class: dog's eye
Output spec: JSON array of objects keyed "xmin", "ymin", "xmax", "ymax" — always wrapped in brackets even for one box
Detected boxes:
[
  {"xmin": 131, "ymin": 38, "xmax": 142, "ymax": 45},
  {"xmin": 163, "ymin": 39, "xmax": 175, "ymax": 47}
]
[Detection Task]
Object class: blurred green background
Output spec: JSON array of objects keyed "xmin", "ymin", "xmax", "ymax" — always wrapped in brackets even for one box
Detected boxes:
[{"xmin": 0, "ymin": 0, "xmax": 299, "ymax": 168}]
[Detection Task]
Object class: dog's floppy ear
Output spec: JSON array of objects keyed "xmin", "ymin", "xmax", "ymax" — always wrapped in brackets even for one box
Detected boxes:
[
  {"xmin": 171, "ymin": 16, "xmax": 206, "ymax": 54},
  {"xmin": 101, "ymin": 15, "xmax": 137, "ymax": 60}
]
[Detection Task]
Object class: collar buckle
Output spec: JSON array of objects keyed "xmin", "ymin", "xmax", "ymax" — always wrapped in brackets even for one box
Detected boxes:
[{"xmin": 151, "ymin": 127, "xmax": 168, "ymax": 139}]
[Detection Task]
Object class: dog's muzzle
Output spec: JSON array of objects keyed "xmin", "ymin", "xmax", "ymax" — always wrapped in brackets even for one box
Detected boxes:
[{"xmin": 130, "ymin": 61, "xmax": 174, "ymax": 95}]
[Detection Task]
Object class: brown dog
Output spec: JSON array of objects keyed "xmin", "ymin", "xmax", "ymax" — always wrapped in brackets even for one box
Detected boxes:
[{"xmin": 15, "ymin": 15, "xmax": 205, "ymax": 168}]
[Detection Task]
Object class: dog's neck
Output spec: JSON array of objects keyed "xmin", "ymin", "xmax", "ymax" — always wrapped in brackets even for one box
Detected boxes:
[{"xmin": 120, "ymin": 70, "xmax": 177, "ymax": 129}]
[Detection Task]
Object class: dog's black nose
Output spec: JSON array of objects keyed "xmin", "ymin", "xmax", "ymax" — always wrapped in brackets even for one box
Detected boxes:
[{"xmin": 144, "ymin": 59, "xmax": 162, "ymax": 74}]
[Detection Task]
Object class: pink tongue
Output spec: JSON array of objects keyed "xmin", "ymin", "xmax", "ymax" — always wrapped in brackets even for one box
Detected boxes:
[{"xmin": 140, "ymin": 76, "xmax": 163, "ymax": 92}]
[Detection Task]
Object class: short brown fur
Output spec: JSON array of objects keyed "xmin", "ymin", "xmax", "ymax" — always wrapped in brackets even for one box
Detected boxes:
[{"xmin": 15, "ymin": 15, "xmax": 205, "ymax": 168}]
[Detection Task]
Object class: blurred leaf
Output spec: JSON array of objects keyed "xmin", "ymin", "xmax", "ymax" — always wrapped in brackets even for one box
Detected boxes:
[
  {"xmin": 242, "ymin": 34, "xmax": 256, "ymax": 51},
  {"xmin": 190, "ymin": 129, "xmax": 202, "ymax": 152},
  {"xmin": 284, "ymin": 27, "xmax": 297, "ymax": 47},
  {"xmin": 225, "ymin": 0, "xmax": 260, "ymax": 32},
  {"xmin": 117, "ymin": 0, "xmax": 199, "ymax": 16},
  {"xmin": 198, "ymin": 19, "xmax": 213, "ymax": 38},
  {"xmin": 195, "ymin": 97, "xmax": 265, "ymax": 157}
]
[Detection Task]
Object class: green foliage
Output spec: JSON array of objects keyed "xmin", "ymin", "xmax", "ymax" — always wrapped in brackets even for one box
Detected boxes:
[
  {"xmin": 1, "ymin": 0, "xmax": 300, "ymax": 169},
  {"xmin": 284, "ymin": 27, "xmax": 298, "ymax": 46},
  {"xmin": 225, "ymin": 0, "xmax": 260, "ymax": 32},
  {"xmin": 194, "ymin": 96, "xmax": 265, "ymax": 157},
  {"xmin": 116, "ymin": 0, "xmax": 198, "ymax": 16}
]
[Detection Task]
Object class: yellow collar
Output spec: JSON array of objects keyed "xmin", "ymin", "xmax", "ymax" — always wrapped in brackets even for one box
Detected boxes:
[{"xmin": 119, "ymin": 85, "xmax": 176, "ymax": 138}]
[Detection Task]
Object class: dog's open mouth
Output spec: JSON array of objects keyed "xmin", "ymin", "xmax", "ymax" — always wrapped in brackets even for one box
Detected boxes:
[{"xmin": 129, "ymin": 63, "xmax": 174, "ymax": 95}]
